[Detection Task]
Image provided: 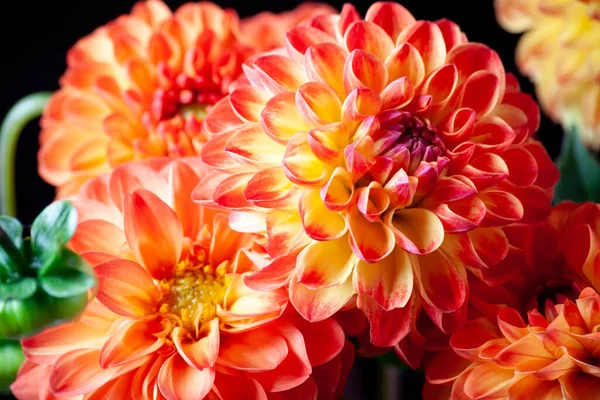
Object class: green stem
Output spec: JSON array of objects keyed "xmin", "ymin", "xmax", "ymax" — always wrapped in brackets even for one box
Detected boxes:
[{"xmin": 0, "ymin": 92, "xmax": 52, "ymax": 217}]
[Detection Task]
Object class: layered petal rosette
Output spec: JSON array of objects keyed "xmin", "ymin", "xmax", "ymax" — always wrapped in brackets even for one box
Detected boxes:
[
  {"xmin": 12, "ymin": 159, "xmax": 351, "ymax": 399},
  {"xmin": 425, "ymin": 288, "xmax": 600, "ymax": 399},
  {"xmin": 197, "ymin": 1, "xmax": 558, "ymax": 347},
  {"xmin": 38, "ymin": 0, "xmax": 333, "ymax": 196},
  {"xmin": 495, "ymin": 0, "xmax": 600, "ymax": 147}
]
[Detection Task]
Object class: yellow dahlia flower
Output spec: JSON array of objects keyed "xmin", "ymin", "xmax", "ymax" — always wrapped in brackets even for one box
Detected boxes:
[
  {"xmin": 195, "ymin": 2, "xmax": 558, "ymax": 350},
  {"xmin": 495, "ymin": 0, "xmax": 600, "ymax": 147}
]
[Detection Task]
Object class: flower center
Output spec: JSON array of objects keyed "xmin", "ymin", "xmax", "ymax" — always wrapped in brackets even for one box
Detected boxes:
[
  {"xmin": 158, "ymin": 258, "xmax": 227, "ymax": 333},
  {"xmin": 375, "ymin": 111, "xmax": 445, "ymax": 175},
  {"xmin": 150, "ymin": 73, "xmax": 223, "ymax": 123}
]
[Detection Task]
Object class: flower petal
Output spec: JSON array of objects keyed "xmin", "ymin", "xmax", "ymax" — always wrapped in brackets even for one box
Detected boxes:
[
  {"xmin": 388, "ymin": 208, "xmax": 444, "ymax": 255},
  {"xmin": 297, "ymin": 238, "xmax": 358, "ymax": 290},
  {"xmin": 95, "ymin": 258, "xmax": 159, "ymax": 317},
  {"xmin": 173, "ymin": 320, "xmax": 219, "ymax": 370},
  {"xmin": 158, "ymin": 353, "xmax": 214, "ymax": 400},
  {"xmin": 290, "ymin": 273, "xmax": 355, "ymax": 322},
  {"xmin": 124, "ymin": 189, "xmax": 183, "ymax": 279}
]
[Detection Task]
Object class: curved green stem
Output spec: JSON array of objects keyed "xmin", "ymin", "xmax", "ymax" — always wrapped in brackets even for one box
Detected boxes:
[{"xmin": 0, "ymin": 92, "xmax": 52, "ymax": 217}]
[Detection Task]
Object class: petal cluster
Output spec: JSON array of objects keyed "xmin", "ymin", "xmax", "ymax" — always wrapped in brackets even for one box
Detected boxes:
[
  {"xmin": 38, "ymin": 1, "xmax": 332, "ymax": 196},
  {"xmin": 495, "ymin": 0, "xmax": 600, "ymax": 147},
  {"xmin": 425, "ymin": 201, "xmax": 600, "ymax": 399},
  {"xmin": 425, "ymin": 288, "xmax": 600, "ymax": 399},
  {"xmin": 13, "ymin": 159, "xmax": 351, "ymax": 399},
  {"xmin": 198, "ymin": 1, "xmax": 558, "ymax": 348}
]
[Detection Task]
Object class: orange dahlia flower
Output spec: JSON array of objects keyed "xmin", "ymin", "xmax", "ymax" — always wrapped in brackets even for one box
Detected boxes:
[
  {"xmin": 196, "ymin": 2, "xmax": 558, "ymax": 347},
  {"xmin": 38, "ymin": 0, "xmax": 334, "ymax": 196},
  {"xmin": 13, "ymin": 159, "xmax": 352, "ymax": 399},
  {"xmin": 425, "ymin": 288, "xmax": 600, "ymax": 399},
  {"xmin": 495, "ymin": 0, "xmax": 600, "ymax": 147}
]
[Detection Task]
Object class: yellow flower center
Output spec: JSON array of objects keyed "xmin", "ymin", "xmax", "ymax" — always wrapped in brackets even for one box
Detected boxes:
[{"xmin": 158, "ymin": 258, "xmax": 228, "ymax": 333}]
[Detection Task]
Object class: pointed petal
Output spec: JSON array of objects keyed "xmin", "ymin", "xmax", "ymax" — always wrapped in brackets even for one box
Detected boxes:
[
  {"xmin": 388, "ymin": 208, "xmax": 444, "ymax": 255},
  {"xmin": 158, "ymin": 353, "xmax": 214, "ymax": 400},
  {"xmin": 173, "ymin": 320, "xmax": 219, "ymax": 370},
  {"xmin": 124, "ymin": 189, "xmax": 183, "ymax": 279},
  {"xmin": 95, "ymin": 258, "xmax": 159, "ymax": 317},
  {"xmin": 100, "ymin": 318, "xmax": 164, "ymax": 368},
  {"xmin": 290, "ymin": 274, "xmax": 355, "ymax": 322},
  {"xmin": 357, "ymin": 294, "xmax": 412, "ymax": 347},
  {"xmin": 297, "ymin": 238, "xmax": 357, "ymax": 289},
  {"xmin": 348, "ymin": 206, "xmax": 395, "ymax": 262},
  {"xmin": 300, "ymin": 188, "xmax": 347, "ymax": 241}
]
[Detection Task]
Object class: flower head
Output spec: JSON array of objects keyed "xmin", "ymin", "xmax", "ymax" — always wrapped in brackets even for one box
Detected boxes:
[
  {"xmin": 13, "ymin": 159, "xmax": 351, "ymax": 399},
  {"xmin": 425, "ymin": 288, "xmax": 600, "ymax": 399},
  {"xmin": 495, "ymin": 0, "xmax": 600, "ymax": 147},
  {"xmin": 197, "ymin": 1, "xmax": 558, "ymax": 348},
  {"xmin": 425, "ymin": 201, "xmax": 600, "ymax": 398},
  {"xmin": 38, "ymin": 0, "xmax": 334, "ymax": 196}
]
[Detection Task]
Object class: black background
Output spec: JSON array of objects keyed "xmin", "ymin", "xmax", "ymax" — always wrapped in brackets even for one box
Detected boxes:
[{"xmin": 0, "ymin": 1, "xmax": 563, "ymax": 399}]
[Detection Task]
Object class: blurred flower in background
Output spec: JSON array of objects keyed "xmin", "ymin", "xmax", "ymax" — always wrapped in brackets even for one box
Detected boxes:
[
  {"xmin": 495, "ymin": 0, "xmax": 600, "ymax": 148},
  {"xmin": 37, "ymin": 0, "xmax": 333, "ymax": 197}
]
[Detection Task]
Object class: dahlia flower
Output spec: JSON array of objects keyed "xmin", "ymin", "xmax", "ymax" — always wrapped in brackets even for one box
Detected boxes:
[
  {"xmin": 425, "ymin": 288, "xmax": 600, "ymax": 399},
  {"xmin": 495, "ymin": 0, "xmax": 600, "ymax": 147},
  {"xmin": 12, "ymin": 159, "xmax": 351, "ymax": 399},
  {"xmin": 38, "ymin": 0, "xmax": 333, "ymax": 196},
  {"xmin": 196, "ymin": 1, "xmax": 558, "ymax": 347}
]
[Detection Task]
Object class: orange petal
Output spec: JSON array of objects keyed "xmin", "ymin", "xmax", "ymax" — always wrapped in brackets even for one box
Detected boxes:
[
  {"xmin": 225, "ymin": 124, "xmax": 286, "ymax": 166},
  {"xmin": 296, "ymin": 82, "xmax": 342, "ymax": 127},
  {"xmin": 365, "ymin": 2, "xmax": 416, "ymax": 42},
  {"xmin": 290, "ymin": 273, "xmax": 355, "ymax": 322},
  {"xmin": 124, "ymin": 189, "xmax": 183, "ymax": 279},
  {"xmin": 357, "ymin": 293, "xmax": 412, "ymax": 347},
  {"xmin": 100, "ymin": 318, "xmax": 164, "ymax": 368},
  {"xmin": 49, "ymin": 348, "xmax": 147, "ymax": 398},
  {"xmin": 354, "ymin": 248, "xmax": 414, "ymax": 310},
  {"xmin": 158, "ymin": 353, "xmax": 214, "ymax": 400},
  {"xmin": 229, "ymin": 87, "xmax": 269, "ymax": 123},
  {"xmin": 266, "ymin": 210, "xmax": 308, "ymax": 257},
  {"xmin": 458, "ymin": 71, "xmax": 502, "ymax": 116},
  {"xmin": 494, "ymin": 334, "xmax": 554, "ymax": 367},
  {"xmin": 210, "ymin": 213, "xmax": 251, "ymax": 267},
  {"xmin": 388, "ymin": 208, "xmax": 444, "ymax": 255},
  {"xmin": 173, "ymin": 320, "xmax": 219, "ymax": 370},
  {"xmin": 507, "ymin": 375, "xmax": 562, "ymax": 400},
  {"xmin": 218, "ymin": 327, "xmax": 288, "ymax": 371},
  {"xmin": 253, "ymin": 54, "xmax": 307, "ymax": 94},
  {"xmin": 386, "ymin": 43, "xmax": 426, "ymax": 87},
  {"xmin": 297, "ymin": 237, "xmax": 358, "ymax": 290},
  {"xmin": 213, "ymin": 373, "xmax": 267, "ymax": 400},
  {"xmin": 283, "ymin": 133, "xmax": 329, "ymax": 185},
  {"xmin": 343, "ymin": 49, "xmax": 388, "ymax": 93},
  {"xmin": 463, "ymin": 363, "xmax": 515, "ymax": 399},
  {"xmin": 347, "ymin": 206, "xmax": 395, "ymax": 262},
  {"xmin": 396, "ymin": 21, "xmax": 446, "ymax": 75},
  {"xmin": 245, "ymin": 167, "xmax": 299, "ymax": 209},
  {"xmin": 299, "ymin": 188, "xmax": 348, "ymax": 241},
  {"xmin": 95, "ymin": 258, "xmax": 159, "ymax": 317},
  {"xmin": 70, "ymin": 219, "xmax": 126, "ymax": 256},
  {"xmin": 166, "ymin": 160, "xmax": 201, "ymax": 238},
  {"xmin": 212, "ymin": 172, "xmax": 254, "ymax": 209},
  {"xmin": 305, "ymin": 43, "xmax": 348, "ymax": 99},
  {"xmin": 415, "ymin": 250, "xmax": 466, "ymax": 312},
  {"xmin": 344, "ymin": 21, "xmax": 395, "ymax": 61},
  {"xmin": 261, "ymin": 91, "xmax": 308, "ymax": 144},
  {"xmin": 321, "ymin": 167, "xmax": 355, "ymax": 212}
]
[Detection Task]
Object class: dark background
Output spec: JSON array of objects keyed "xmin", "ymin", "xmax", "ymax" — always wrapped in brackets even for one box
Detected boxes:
[{"xmin": 0, "ymin": 1, "xmax": 563, "ymax": 399}]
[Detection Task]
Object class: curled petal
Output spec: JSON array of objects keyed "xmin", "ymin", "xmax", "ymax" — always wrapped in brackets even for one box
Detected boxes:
[
  {"xmin": 348, "ymin": 206, "xmax": 395, "ymax": 262},
  {"xmin": 290, "ymin": 273, "xmax": 355, "ymax": 322},
  {"xmin": 158, "ymin": 353, "xmax": 214, "ymax": 400},
  {"xmin": 321, "ymin": 167, "xmax": 355, "ymax": 212},
  {"xmin": 300, "ymin": 188, "xmax": 348, "ymax": 241},
  {"xmin": 365, "ymin": 2, "xmax": 416, "ymax": 42},
  {"xmin": 245, "ymin": 167, "xmax": 299, "ymax": 209},
  {"xmin": 305, "ymin": 43, "xmax": 348, "ymax": 99},
  {"xmin": 213, "ymin": 172, "xmax": 254, "ymax": 210},
  {"xmin": 229, "ymin": 87, "xmax": 269, "ymax": 123},
  {"xmin": 261, "ymin": 91, "xmax": 308, "ymax": 144},
  {"xmin": 225, "ymin": 125, "xmax": 285, "ymax": 166},
  {"xmin": 343, "ymin": 49, "xmax": 388, "ymax": 94},
  {"xmin": 386, "ymin": 43, "xmax": 426, "ymax": 87},
  {"xmin": 297, "ymin": 238, "xmax": 358, "ymax": 290},
  {"xmin": 296, "ymin": 82, "xmax": 342, "ymax": 128},
  {"xmin": 396, "ymin": 21, "xmax": 446, "ymax": 75},
  {"xmin": 357, "ymin": 294, "xmax": 412, "ymax": 347},
  {"xmin": 345, "ymin": 21, "xmax": 395, "ymax": 61},
  {"xmin": 283, "ymin": 133, "xmax": 329, "ymax": 185},
  {"xmin": 388, "ymin": 208, "xmax": 444, "ymax": 255}
]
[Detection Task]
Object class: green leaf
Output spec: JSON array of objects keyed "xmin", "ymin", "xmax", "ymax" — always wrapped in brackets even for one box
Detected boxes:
[
  {"xmin": 31, "ymin": 200, "xmax": 77, "ymax": 256},
  {"xmin": 0, "ymin": 225, "xmax": 25, "ymax": 280},
  {"xmin": 0, "ymin": 339, "xmax": 25, "ymax": 392},
  {"xmin": 0, "ymin": 277, "xmax": 37, "ymax": 300},
  {"xmin": 0, "ymin": 217, "xmax": 22, "ymax": 250},
  {"xmin": 555, "ymin": 131, "xmax": 600, "ymax": 203},
  {"xmin": 39, "ymin": 250, "xmax": 96, "ymax": 298}
]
